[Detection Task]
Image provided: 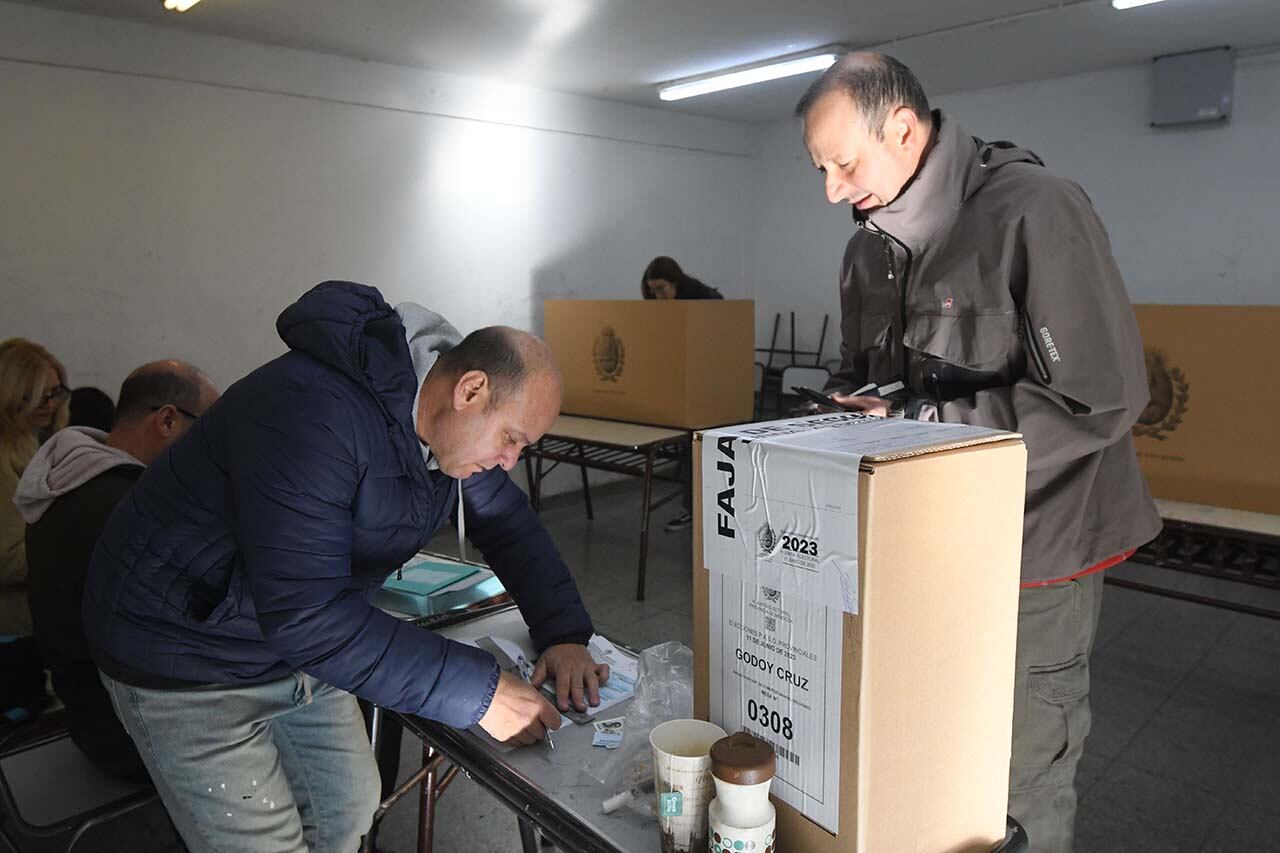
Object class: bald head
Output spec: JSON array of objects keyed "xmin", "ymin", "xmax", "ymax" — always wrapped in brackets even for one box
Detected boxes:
[
  {"xmin": 107, "ymin": 359, "xmax": 219, "ymax": 465},
  {"xmin": 434, "ymin": 326, "xmax": 561, "ymax": 411},
  {"xmin": 114, "ymin": 360, "xmax": 218, "ymax": 425},
  {"xmin": 420, "ymin": 327, "xmax": 563, "ymax": 479}
]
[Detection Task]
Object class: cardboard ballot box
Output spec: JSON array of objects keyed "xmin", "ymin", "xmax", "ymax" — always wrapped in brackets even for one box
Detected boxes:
[
  {"xmin": 543, "ymin": 299, "xmax": 754, "ymax": 429},
  {"xmin": 1133, "ymin": 305, "xmax": 1280, "ymax": 515},
  {"xmin": 694, "ymin": 413, "xmax": 1027, "ymax": 853}
]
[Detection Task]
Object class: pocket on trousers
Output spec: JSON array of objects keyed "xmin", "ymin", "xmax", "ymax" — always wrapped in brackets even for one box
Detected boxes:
[{"xmin": 1027, "ymin": 653, "xmax": 1091, "ymax": 767}]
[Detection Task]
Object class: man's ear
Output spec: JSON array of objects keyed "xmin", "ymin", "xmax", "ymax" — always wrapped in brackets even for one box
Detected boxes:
[
  {"xmin": 891, "ymin": 105, "xmax": 919, "ymax": 150},
  {"xmin": 453, "ymin": 370, "xmax": 490, "ymax": 411},
  {"xmin": 152, "ymin": 405, "xmax": 179, "ymax": 438}
]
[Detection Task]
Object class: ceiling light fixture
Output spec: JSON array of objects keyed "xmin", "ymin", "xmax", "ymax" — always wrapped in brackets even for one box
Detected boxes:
[
  {"xmin": 657, "ymin": 49, "xmax": 841, "ymax": 102},
  {"xmin": 163, "ymin": 0, "xmax": 204, "ymax": 11},
  {"xmin": 1111, "ymin": 0, "xmax": 1169, "ymax": 9}
]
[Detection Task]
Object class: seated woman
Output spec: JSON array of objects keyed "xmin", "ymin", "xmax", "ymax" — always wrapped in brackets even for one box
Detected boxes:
[
  {"xmin": 0, "ymin": 338, "xmax": 70, "ymax": 722},
  {"xmin": 641, "ymin": 256, "xmax": 723, "ymax": 301}
]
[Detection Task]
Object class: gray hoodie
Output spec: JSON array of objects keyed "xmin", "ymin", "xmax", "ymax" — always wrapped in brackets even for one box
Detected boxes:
[
  {"xmin": 394, "ymin": 301, "xmax": 472, "ymax": 557},
  {"xmin": 14, "ymin": 427, "xmax": 143, "ymax": 525},
  {"xmin": 827, "ymin": 110, "xmax": 1161, "ymax": 584},
  {"xmin": 395, "ymin": 301, "xmax": 463, "ymax": 466}
]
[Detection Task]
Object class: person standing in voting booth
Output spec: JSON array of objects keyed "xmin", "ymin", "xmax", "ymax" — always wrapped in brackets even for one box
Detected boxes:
[
  {"xmin": 642, "ymin": 256, "xmax": 724, "ymax": 532},
  {"xmin": 793, "ymin": 54, "xmax": 1161, "ymax": 852},
  {"xmin": 84, "ymin": 281, "xmax": 609, "ymax": 853},
  {"xmin": 641, "ymin": 255, "xmax": 724, "ymax": 302}
]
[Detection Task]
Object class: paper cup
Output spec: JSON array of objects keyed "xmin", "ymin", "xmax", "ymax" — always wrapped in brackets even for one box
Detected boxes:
[{"xmin": 650, "ymin": 719, "xmax": 728, "ymax": 853}]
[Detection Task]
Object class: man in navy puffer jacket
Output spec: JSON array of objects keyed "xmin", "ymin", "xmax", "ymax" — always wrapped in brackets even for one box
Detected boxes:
[{"xmin": 84, "ymin": 281, "xmax": 604, "ymax": 853}]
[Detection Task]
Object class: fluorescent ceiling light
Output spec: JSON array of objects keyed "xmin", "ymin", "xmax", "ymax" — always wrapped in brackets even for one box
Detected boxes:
[
  {"xmin": 658, "ymin": 52, "xmax": 839, "ymax": 102},
  {"xmin": 163, "ymin": 0, "xmax": 204, "ymax": 11},
  {"xmin": 1111, "ymin": 0, "xmax": 1168, "ymax": 9}
]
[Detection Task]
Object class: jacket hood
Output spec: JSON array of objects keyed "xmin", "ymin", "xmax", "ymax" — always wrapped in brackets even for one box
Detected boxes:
[
  {"xmin": 276, "ymin": 281, "xmax": 423, "ymax": 430},
  {"xmin": 394, "ymin": 301, "xmax": 463, "ymax": 396},
  {"xmin": 860, "ymin": 109, "xmax": 1045, "ymax": 253},
  {"xmin": 13, "ymin": 427, "xmax": 142, "ymax": 524},
  {"xmin": 395, "ymin": 301, "xmax": 463, "ymax": 460}
]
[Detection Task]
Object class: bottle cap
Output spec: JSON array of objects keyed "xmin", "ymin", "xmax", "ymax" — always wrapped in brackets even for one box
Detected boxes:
[{"xmin": 710, "ymin": 731, "xmax": 776, "ymax": 785}]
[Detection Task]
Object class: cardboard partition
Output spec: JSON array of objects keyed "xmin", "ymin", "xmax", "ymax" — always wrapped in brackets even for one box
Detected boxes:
[
  {"xmin": 694, "ymin": 415, "xmax": 1026, "ymax": 853},
  {"xmin": 543, "ymin": 299, "xmax": 754, "ymax": 429},
  {"xmin": 1133, "ymin": 305, "xmax": 1280, "ymax": 515}
]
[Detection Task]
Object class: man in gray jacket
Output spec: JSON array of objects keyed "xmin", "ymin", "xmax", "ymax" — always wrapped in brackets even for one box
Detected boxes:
[{"xmin": 795, "ymin": 53, "xmax": 1161, "ymax": 852}]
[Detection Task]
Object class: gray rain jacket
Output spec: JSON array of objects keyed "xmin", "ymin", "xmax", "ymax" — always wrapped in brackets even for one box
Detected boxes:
[{"xmin": 827, "ymin": 110, "xmax": 1161, "ymax": 584}]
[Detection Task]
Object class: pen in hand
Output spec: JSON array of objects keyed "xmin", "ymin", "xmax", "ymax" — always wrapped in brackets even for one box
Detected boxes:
[{"xmin": 517, "ymin": 656, "xmax": 555, "ymax": 751}]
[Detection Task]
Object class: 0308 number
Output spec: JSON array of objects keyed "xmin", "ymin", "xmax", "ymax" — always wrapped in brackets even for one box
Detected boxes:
[{"xmin": 747, "ymin": 698, "xmax": 794, "ymax": 741}]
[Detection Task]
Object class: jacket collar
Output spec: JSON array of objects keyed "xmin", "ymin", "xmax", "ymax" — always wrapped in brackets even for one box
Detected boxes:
[{"xmin": 858, "ymin": 110, "xmax": 978, "ymax": 254}]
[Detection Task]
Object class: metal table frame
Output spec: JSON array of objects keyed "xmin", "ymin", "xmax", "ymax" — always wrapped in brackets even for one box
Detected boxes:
[
  {"xmin": 362, "ymin": 598, "xmax": 516, "ymax": 853},
  {"xmin": 1108, "ymin": 518, "xmax": 1280, "ymax": 620},
  {"xmin": 521, "ymin": 417, "xmax": 691, "ymax": 600},
  {"xmin": 370, "ymin": 604, "xmax": 1032, "ymax": 853},
  {"xmin": 393, "ymin": 712, "xmax": 621, "ymax": 853}
]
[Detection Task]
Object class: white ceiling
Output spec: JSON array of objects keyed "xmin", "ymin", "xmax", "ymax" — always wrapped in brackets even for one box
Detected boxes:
[{"xmin": 14, "ymin": 0, "xmax": 1280, "ymax": 122}]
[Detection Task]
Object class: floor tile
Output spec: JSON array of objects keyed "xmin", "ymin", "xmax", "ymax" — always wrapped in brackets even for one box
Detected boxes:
[
  {"xmin": 1119, "ymin": 679, "xmax": 1280, "ymax": 816},
  {"xmin": 1200, "ymin": 800, "xmax": 1280, "ymax": 853},
  {"xmin": 1074, "ymin": 761, "xmax": 1226, "ymax": 853}
]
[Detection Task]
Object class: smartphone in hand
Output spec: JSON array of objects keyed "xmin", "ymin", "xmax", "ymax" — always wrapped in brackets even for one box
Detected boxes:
[{"xmin": 791, "ymin": 386, "xmax": 844, "ymax": 411}]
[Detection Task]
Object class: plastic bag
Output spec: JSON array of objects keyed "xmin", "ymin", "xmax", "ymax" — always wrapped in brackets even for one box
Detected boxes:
[{"xmin": 589, "ymin": 641, "xmax": 693, "ymax": 815}]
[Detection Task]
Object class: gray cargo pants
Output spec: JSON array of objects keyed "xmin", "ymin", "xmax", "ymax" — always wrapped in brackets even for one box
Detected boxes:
[{"xmin": 1008, "ymin": 571, "xmax": 1105, "ymax": 853}]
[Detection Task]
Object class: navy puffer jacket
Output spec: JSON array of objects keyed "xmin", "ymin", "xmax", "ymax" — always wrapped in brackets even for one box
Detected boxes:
[{"xmin": 84, "ymin": 282, "xmax": 593, "ymax": 727}]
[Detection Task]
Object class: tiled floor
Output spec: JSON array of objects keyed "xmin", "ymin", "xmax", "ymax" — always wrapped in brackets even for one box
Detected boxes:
[{"xmin": 35, "ymin": 482, "xmax": 1280, "ymax": 852}]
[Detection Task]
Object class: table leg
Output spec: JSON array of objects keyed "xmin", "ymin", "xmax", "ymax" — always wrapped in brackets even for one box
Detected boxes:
[
  {"xmin": 532, "ymin": 441, "xmax": 545, "ymax": 511},
  {"xmin": 577, "ymin": 444, "xmax": 594, "ymax": 520},
  {"xmin": 636, "ymin": 446, "xmax": 657, "ymax": 601},
  {"xmin": 418, "ymin": 742, "xmax": 437, "ymax": 853},
  {"xmin": 517, "ymin": 817, "xmax": 539, "ymax": 853},
  {"xmin": 523, "ymin": 450, "xmax": 536, "ymax": 508}
]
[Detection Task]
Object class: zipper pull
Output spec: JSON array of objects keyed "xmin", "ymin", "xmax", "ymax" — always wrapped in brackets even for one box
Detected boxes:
[{"xmin": 882, "ymin": 237, "xmax": 895, "ymax": 281}]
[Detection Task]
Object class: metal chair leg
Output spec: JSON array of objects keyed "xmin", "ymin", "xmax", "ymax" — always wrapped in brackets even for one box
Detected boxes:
[
  {"xmin": 577, "ymin": 444, "xmax": 593, "ymax": 520},
  {"xmin": 636, "ymin": 446, "xmax": 657, "ymax": 601}
]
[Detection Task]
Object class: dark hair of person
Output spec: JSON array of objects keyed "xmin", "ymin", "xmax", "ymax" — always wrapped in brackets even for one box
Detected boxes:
[
  {"xmin": 435, "ymin": 327, "xmax": 527, "ymax": 409},
  {"xmin": 794, "ymin": 53, "xmax": 931, "ymax": 139},
  {"xmin": 68, "ymin": 387, "xmax": 116, "ymax": 431},
  {"xmin": 640, "ymin": 256, "xmax": 721, "ymax": 300},
  {"xmin": 115, "ymin": 367, "xmax": 205, "ymax": 424}
]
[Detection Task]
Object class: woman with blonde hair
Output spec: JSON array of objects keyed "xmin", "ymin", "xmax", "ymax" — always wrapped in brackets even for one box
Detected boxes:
[{"xmin": 0, "ymin": 337, "xmax": 69, "ymax": 719}]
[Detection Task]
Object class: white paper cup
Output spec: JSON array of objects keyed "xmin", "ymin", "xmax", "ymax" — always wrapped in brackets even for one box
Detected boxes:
[{"xmin": 650, "ymin": 719, "xmax": 728, "ymax": 853}]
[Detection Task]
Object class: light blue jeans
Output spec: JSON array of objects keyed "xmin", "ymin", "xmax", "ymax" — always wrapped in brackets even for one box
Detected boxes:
[{"xmin": 101, "ymin": 670, "xmax": 381, "ymax": 853}]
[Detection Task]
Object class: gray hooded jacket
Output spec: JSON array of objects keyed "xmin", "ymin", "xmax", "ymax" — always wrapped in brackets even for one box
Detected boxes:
[
  {"xmin": 827, "ymin": 110, "xmax": 1161, "ymax": 584},
  {"xmin": 14, "ymin": 428, "xmax": 142, "ymax": 525}
]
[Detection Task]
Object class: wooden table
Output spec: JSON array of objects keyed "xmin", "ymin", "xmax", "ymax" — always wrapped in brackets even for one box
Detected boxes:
[{"xmin": 522, "ymin": 415, "xmax": 691, "ymax": 601}]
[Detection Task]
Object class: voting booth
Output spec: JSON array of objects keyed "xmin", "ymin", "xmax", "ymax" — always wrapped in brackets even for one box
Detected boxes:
[
  {"xmin": 544, "ymin": 299, "xmax": 755, "ymax": 429},
  {"xmin": 1133, "ymin": 305, "xmax": 1280, "ymax": 515}
]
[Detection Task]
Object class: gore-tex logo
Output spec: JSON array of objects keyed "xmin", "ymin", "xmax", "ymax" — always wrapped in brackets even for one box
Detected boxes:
[{"xmin": 1039, "ymin": 326, "xmax": 1062, "ymax": 363}]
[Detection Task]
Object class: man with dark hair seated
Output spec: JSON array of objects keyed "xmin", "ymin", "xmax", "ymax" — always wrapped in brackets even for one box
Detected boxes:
[{"xmin": 15, "ymin": 360, "xmax": 219, "ymax": 782}]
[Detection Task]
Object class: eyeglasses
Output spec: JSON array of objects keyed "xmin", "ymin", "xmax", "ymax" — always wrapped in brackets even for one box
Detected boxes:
[
  {"xmin": 25, "ymin": 385, "xmax": 69, "ymax": 406},
  {"xmin": 151, "ymin": 404, "xmax": 201, "ymax": 421}
]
